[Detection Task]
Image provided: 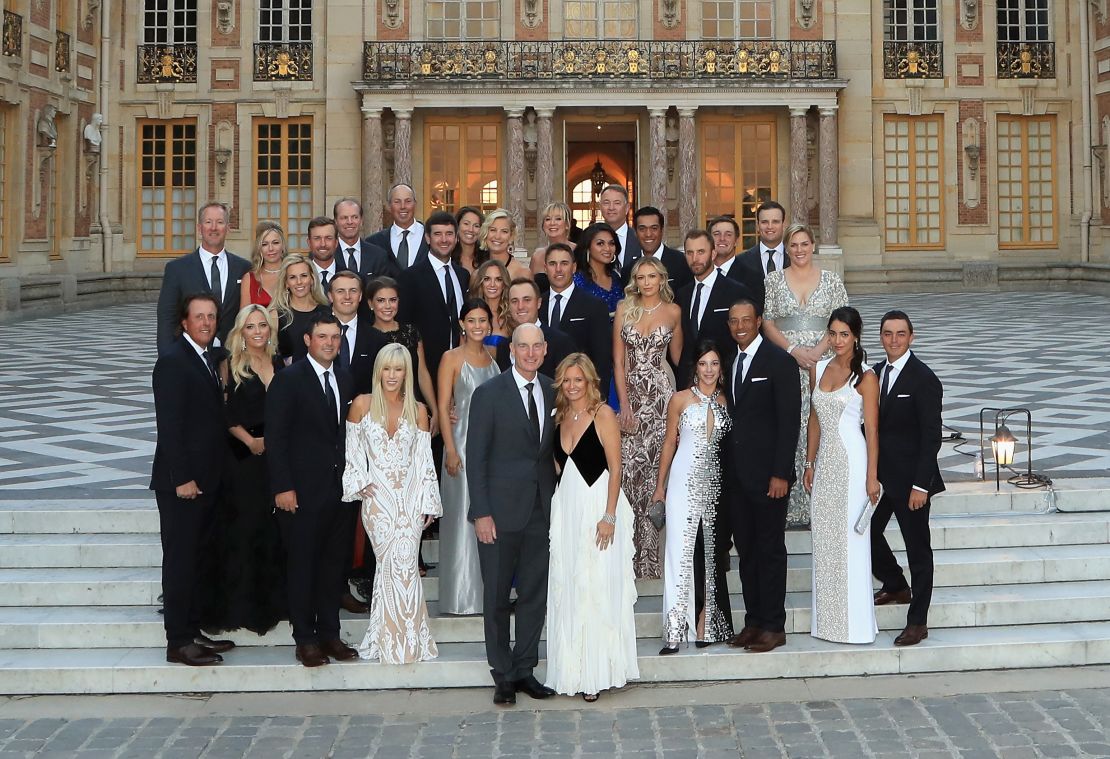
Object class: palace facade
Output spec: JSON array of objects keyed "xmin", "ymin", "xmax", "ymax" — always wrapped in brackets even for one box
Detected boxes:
[{"xmin": 0, "ymin": 0, "xmax": 1108, "ymax": 301}]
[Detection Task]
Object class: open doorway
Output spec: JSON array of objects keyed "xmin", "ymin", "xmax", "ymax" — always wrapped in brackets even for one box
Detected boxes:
[{"xmin": 564, "ymin": 120, "xmax": 638, "ymax": 230}]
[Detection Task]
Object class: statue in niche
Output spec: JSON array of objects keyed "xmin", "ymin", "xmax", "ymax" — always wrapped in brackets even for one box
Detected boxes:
[
  {"xmin": 83, "ymin": 113, "xmax": 104, "ymax": 153},
  {"xmin": 37, "ymin": 105, "xmax": 58, "ymax": 149}
]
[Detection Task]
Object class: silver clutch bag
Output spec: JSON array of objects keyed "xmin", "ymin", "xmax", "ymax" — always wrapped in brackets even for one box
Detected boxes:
[
  {"xmin": 647, "ymin": 499, "xmax": 666, "ymax": 531},
  {"xmin": 853, "ymin": 483, "xmax": 884, "ymax": 535}
]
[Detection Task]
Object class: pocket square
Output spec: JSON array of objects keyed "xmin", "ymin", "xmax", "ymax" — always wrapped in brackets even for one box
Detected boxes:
[
  {"xmin": 712, "ymin": 307, "xmax": 728, "ymax": 312},
  {"xmin": 550, "ymin": 409, "xmax": 556, "ymax": 417},
  {"xmin": 569, "ymin": 317, "xmax": 586, "ymax": 322},
  {"xmin": 751, "ymin": 377, "xmax": 768, "ymax": 382},
  {"xmin": 896, "ymin": 393, "xmax": 911, "ymax": 398},
  {"xmin": 235, "ymin": 279, "xmax": 242, "ymax": 285}
]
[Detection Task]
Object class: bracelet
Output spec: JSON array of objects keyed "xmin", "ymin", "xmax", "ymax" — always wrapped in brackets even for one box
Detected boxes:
[
  {"xmin": 803, "ymin": 460, "xmax": 815, "ymax": 469},
  {"xmin": 601, "ymin": 513, "xmax": 617, "ymax": 525},
  {"xmin": 787, "ymin": 344, "xmax": 797, "ymax": 354}
]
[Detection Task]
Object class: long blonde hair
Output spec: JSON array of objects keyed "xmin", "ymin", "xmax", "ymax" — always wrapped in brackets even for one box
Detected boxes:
[
  {"xmin": 476, "ymin": 208, "xmax": 516, "ymax": 264},
  {"xmin": 621, "ymin": 256, "xmax": 674, "ymax": 327},
  {"xmin": 368, "ymin": 343, "xmax": 419, "ymax": 429},
  {"xmin": 469, "ymin": 259, "xmax": 512, "ymax": 331},
  {"xmin": 539, "ymin": 201, "xmax": 573, "ymax": 243},
  {"xmin": 553, "ymin": 353, "xmax": 604, "ymax": 424},
  {"xmin": 225, "ymin": 304, "xmax": 278, "ymax": 384},
  {"xmin": 251, "ymin": 221, "xmax": 287, "ymax": 274},
  {"xmin": 272, "ymin": 253, "xmax": 328, "ymax": 328}
]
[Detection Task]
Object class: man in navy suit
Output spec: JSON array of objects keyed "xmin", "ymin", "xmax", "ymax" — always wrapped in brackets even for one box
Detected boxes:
[
  {"xmin": 365, "ymin": 183, "xmax": 429, "ymax": 268},
  {"xmin": 735, "ymin": 201, "xmax": 789, "ymax": 308},
  {"xmin": 333, "ymin": 197, "xmax": 401, "ymax": 282},
  {"xmin": 539, "ymin": 242, "xmax": 613, "ymax": 394},
  {"xmin": 871, "ymin": 310, "xmax": 945, "ymax": 647},
  {"xmin": 150, "ymin": 293, "xmax": 234, "ymax": 666},
  {"xmin": 156, "ymin": 202, "xmax": 250, "ymax": 355},
  {"xmin": 599, "ymin": 184, "xmax": 640, "ymax": 271},
  {"xmin": 709, "ymin": 215, "xmax": 765, "ymax": 308},
  {"xmin": 619, "ymin": 206, "xmax": 693, "ymax": 290},
  {"xmin": 499, "ymin": 277, "xmax": 575, "ymax": 378},
  {"xmin": 266, "ymin": 312, "xmax": 359, "ymax": 667}
]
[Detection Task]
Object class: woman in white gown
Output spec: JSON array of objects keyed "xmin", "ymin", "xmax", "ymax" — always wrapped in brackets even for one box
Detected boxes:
[
  {"xmin": 342, "ymin": 343, "xmax": 442, "ymax": 664},
  {"xmin": 545, "ymin": 353, "xmax": 639, "ymax": 702},
  {"xmin": 803, "ymin": 306, "xmax": 880, "ymax": 644}
]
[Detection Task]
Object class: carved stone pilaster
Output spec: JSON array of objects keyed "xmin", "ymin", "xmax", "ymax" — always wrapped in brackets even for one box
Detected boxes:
[
  {"xmin": 960, "ymin": 0, "xmax": 978, "ymax": 30},
  {"xmin": 660, "ymin": 0, "xmax": 679, "ymax": 28},
  {"xmin": 382, "ymin": 0, "xmax": 402, "ymax": 30},
  {"xmin": 521, "ymin": 0, "xmax": 542, "ymax": 28},
  {"xmin": 797, "ymin": 0, "xmax": 816, "ymax": 29},
  {"xmin": 392, "ymin": 108, "xmax": 413, "ymax": 188},
  {"xmin": 649, "ymin": 109, "xmax": 668, "ymax": 210},
  {"xmin": 362, "ymin": 101, "xmax": 384, "ymax": 234},
  {"xmin": 678, "ymin": 108, "xmax": 697, "ymax": 234},
  {"xmin": 961, "ymin": 117, "xmax": 981, "ymax": 209},
  {"xmin": 818, "ymin": 108, "xmax": 839, "ymax": 246},
  {"xmin": 506, "ymin": 108, "xmax": 526, "ymax": 239},
  {"xmin": 789, "ymin": 107, "xmax": 809, "ymax": 225},
  {"xmin": 535, "ymin": 108, "xmax": 554, "ymax": 215}
]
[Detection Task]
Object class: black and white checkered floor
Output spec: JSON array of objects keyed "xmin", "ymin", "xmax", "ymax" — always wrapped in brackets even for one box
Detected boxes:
[{"xmin": 0, "ymin": 292, "xmax": 1105, "ymax": 498}]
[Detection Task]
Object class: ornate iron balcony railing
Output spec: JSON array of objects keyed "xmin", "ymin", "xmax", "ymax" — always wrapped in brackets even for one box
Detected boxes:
[
  {"xmin": 254, "ymin": 42, "xmax": 313, "ymax": 81},
  {"xmin": 2, "ymin": 10, "xmax": 22, "ymax": 58},
  {"xmin": 882, "ymin": 41, "xmax": 943, "ymax": 79},
  {"xmin": 137, "ymin": 43, "xmax": 198, "ymax": 84},
  {"xmin": 362, "ymin": 39, "xmax": 838, "ymax": 83},
  {"xmin": 997, "ymin": 42, "xmax": 1055, "ymax": 79}
]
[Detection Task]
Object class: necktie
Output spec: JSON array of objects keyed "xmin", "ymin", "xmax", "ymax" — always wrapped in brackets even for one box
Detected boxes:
[
  {"xmin": 323, "ymin": 370, "xmax": 338, "ymax": 428},
  {"xmin": 398, "ymin": 230, "xmax": 410, "ymax": 268},
  {"xmin": 551, "ymin": 293, "xmax": 563, "ymax": 326},
  {"xmin": 201, "ymin": 349, "xmax": 219, "ymax": 386},
  {"xmin": 525, "ymin": 382, "xmax": 540, "ymax": 440},
  {"xmin": 339, "ymin": 324, "xmax": 351, "ymax": 370},
  {"xmin": 733, "ymin": 351, "xmax": 747, "ymax": 403},
  {"xmin": 880, "ymin": 363, "xmax": 892, "ymax": 407},
  {"xmin": 346, "ymin": 247, "xmax": 358, "ymax": 272},
  {"xmin": 443, "ymin": 265, "xmax": 459, "ymax": 348},
  {"xmin": 209, "ymin": 255, "xmax": 222, "ymax": 306},
  {"xmin": 690, "ymin": 282, "xmax": 704, "ymax": 331},
  {"xmin": 320, "ymin": 270, "xmax": 330, "ymax": 289},
  {"xmin": 765, "ymin": 250, "xmax": 777, "ymax": 274}
]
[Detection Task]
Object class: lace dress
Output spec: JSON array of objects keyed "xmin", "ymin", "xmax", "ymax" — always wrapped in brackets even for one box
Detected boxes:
[
  {"xmin": 763, "ymin": 269, "xmax": 849, "ymax": 528},
  {"xmin": 619, "ymin": 323, "xmax": 675, "ymax": 580},
  {"xmin": 342, "ymin": 415, "xmax": 443, "ymax": 664}
]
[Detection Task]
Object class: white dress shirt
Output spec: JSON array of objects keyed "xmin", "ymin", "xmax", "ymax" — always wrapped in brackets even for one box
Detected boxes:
[
  {"xmin": 339, "ymin": 239, "xmax": 362, "ymax": 271},
  {"xmin": 182, "ymin": 332, "xmax": 211, "ymax": 365},
  {"xmin": 614, "ymin": 223, "xmax": 630, "ymax": 267},
  {"xmin": 733, "ymin": 333, "xmax": 763, "ymax": 385},
  {"xmin": 390, "ymin": 221, "xmax": 425, "ymax": 262},
  {"xmin": 199, "ymin": 248, "xmax": 228, "ymax": 296},
  {"xmin": 312, "ymin": 259, "xmax": 337, "ymax": 286},
  {"xmin": 761, "ymin": 244, "xmax": 785, "ymax": 275},
  {"xmin": 338, "ymin": 314, "xmax": 357, "ymax": 358},
  {"xmin": 717, "ymin": 256, "xmax": 738, "ymax": 277},
  {"xmin": 511, "ymin": 366, "xmax": 545, "ymax": 430},
  {"xmin": 547, "ymin": 281, "xmax": 576, "ymax": 325},
  {"xmin": 691, "ymin": 266, "xmax": 720, "ymax": 330},
  {"xmin": 306, "ymin": 355, "xmax": 341, "ymax": 426},
  {"xmin": 429, "ymin": 256, "xmax": 463, "ymax": 316}
]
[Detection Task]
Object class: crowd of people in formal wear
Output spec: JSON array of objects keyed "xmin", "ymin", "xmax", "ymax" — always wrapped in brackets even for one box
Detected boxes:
[{"xmin": 151, "ymin": 186, "xmax": 945, "ymax": 704}]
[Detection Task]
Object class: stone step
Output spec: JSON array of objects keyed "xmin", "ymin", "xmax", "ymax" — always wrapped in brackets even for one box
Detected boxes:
[
  {"xmin": 4, "ymin": 542, "xmax": 1110, "ymax": 607},
  {"xmin": 930, "ymin": 478, "xmax": 1110, "ymax": 515},
  {"xmin": 0, "ymin": 500, "xmax": 159, "ymax": 535},
  {"xmin": 4, "ymin": 580, "xmax": 1108, "ymax": 650},
  {"xmin": 3, "ymin": 621, "xmax": 1109, "ymax": 695}
]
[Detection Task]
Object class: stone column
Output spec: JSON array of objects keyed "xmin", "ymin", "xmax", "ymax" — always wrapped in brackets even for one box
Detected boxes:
[
  {"xmin": 535, "ymin": 108, "xmax": 555, "ymax": 215},
  {"xmin": 506, "ymin": 108, "xmax": 526, "ymax": 238},
  {"xmin": 392, "ymin": 107, "xmax": 413, "ymax": 188},
  {"xmin": 789, "ymin": 107, "xmax": 809, "ymax": 225},
  {"xmin": 361, "ymin": 99, "xmax": 384, "ymax": 234},
  {"xmin": 678, "ymin": 107, "xmax": 697, "ymax": 234},
  {"xmin": 649, "ymin": 108, "xmax": 668, "ymax": 210},
  {"xmin": 818, "ymin": 107, "xmax": 839, "ymax": 247}
]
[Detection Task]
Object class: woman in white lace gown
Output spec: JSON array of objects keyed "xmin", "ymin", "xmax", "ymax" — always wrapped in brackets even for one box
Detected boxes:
[
  {"xmin": 342, "ymin": 343, "xmax": 442, "ymax": 664},
  {"xmin": 545, "ymin": 353, "xmax": 639, "ymax": 702},
  {"xmin": 803, "ymin": 307, "xmax": 880, "ymax": 644}
]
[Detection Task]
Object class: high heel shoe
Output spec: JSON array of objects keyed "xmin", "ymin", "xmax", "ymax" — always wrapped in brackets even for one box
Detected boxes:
[
  {"xmin": 695, "ymin": 641, "xmax": 713, "ymax": 649},
  {"xmin": 659, "ymin": 643, "xmax": 680, "ymax": 655},
  {"xmin": 582, "ymin": 693, "xmax": 599, "ymax": 703}
]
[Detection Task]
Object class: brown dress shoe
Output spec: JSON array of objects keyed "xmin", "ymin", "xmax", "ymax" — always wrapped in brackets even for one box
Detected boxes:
[
  {"xmin": 167, "ymin": 643, "xmax": 222, "ymax": 666},
  {"xmin": 194, "ymin": 634, "xmax": 235, "ymax": 654},
  {"xmin": 321, "ymin": 639, "xmax": 359, "ymax": 661},
  {"xmin": 894, "ymin": 625, "xmax": 928, "ymax": 646},
  {"xmin": 874, "ymin": 588, "xmax": 912, "ymax": 606},
  {"xmin": 727, "ymin": 626, "xmax": 760, "ymax": 648},
  {"xmin": 295, "ymin": 643, "xmax": 330, "ymax": 667},
  {"xmin": 745, "ymin": 631, "xmax": 787, "ymax": 653},
  {"xmin": 340, "ymin": 592, "xmax": 369, "ymax": 614}
]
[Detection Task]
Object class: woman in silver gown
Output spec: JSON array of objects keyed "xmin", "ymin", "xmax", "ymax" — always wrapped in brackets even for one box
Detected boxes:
[{"xmin": 436, "ymin": 300, "xmax": 500, "ymax": 615}]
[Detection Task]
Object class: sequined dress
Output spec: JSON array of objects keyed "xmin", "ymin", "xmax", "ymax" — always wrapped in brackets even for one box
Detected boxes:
[
  {"xmin": 342, "ymin": 415, "xmax": 443, "ymax": 663},
  {"xmin": 809, "ymin": 360, "xmax": 877, "ymax": 644},
  {"xmin": 661, "ymin": 387, "xmax": 734, "ymax": 645},
  {"xmin": 619, "ymin": 323, "xmax": 675, "ymax": 580},
  {"xmin": 764, "ymin": 269, "xmax": 849, "ymax": 528}
]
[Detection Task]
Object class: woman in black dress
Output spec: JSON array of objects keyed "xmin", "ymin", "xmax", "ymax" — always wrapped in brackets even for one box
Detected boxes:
[
  {"xmin": 273, "ymin": 253, "xmax": 329, "ymax": 363},
  {"xmin": 201, "ymin": 304, "xmax": 287, "ymax": 636},
  {"xmin": 365, "ymin": 276, "xmax": 438, "ymax": 414}
]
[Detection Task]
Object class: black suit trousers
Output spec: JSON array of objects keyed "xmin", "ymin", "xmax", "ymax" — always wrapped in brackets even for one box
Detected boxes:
[
  {"xmin": 156, "ymin": 489, "xmax": 217, "ymax": 648},
  {"xmin": 725, "ymin": 477, "xmax": 788, "ymax": 633},
  {"xmin": 278, "ymin": 491, "xmax": 347, "ymax": 645},
  {"xmin": 871, "ymin": 492, "xmax": 933, "ymax": 626},
  {"xmin": 477, "ymin": 496, "xmax": 549, "ymax": 684}
]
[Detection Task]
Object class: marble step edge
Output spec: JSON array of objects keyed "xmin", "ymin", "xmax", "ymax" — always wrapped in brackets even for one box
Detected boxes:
[{"xmin": 3, "ymin": 621, "xmax": 1110, "ymax": 695}]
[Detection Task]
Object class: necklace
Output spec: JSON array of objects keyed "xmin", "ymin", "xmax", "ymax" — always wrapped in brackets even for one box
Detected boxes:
[
  {"xmin": 571, "ymin": 407, "xmax": 588, "ymax": 421},
  {"xmin": 642, "ymin": 301, "xmax": 662, "ymax": 314},
  {"xmin": 263, "ymin": 267, "xmax": 280, "ymax": 274}
]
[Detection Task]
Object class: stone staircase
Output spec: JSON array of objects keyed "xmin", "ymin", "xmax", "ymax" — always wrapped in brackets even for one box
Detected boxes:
[{"xmin": 0, "ymin": 480, "xmax": 1108, "ymax": 694}]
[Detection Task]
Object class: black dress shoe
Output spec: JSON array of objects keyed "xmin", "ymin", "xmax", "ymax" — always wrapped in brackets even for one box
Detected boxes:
[
  {"xmin": 167, "ymin": 643, "xmax": 222, "ymax": 666},
  {"xmin": 194, "ymin": 634, "xmax": 235, "ymax": 654},
  {"xmin": 695, "ymin": 641, "xmax": 713, "ymax": 649},
  {"xmin": 493, "ymin": 682, "xmax": 517, "ymax": 705},
  {"xmin": 515, "ymin": 675, "xmax": 556, "ymax": 699}
]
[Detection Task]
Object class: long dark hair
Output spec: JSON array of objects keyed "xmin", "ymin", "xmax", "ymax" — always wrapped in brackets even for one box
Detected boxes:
[
  {"xmin": 573, "ymin": 223, "xmax": 621, "ymax": 285},
  {"xmin": 828, "ymin": 306, "xmax": 866, "ymax": 386},
  {"xmin": 688, "ymin": 339, "xmax": 725, "ymax": 389},
  {"xmin": 458, "ymin": 297, "xmax": 493, "ymax": 324}
]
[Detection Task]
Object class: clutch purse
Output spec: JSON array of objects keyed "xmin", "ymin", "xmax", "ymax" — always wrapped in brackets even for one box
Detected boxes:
[
  {"xmin": 647, "ymin": 499, "xmax": 666, "ymax": 531},
  {"xmin": 853, "ymin": 483, "xmax": 884, "ymax": 535}
]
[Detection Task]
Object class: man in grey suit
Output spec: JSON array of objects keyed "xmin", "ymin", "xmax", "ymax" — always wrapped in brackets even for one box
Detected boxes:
[
  {"xmin": 467, "ymin": 324, "xmax": 558, "ymax": 706},
  {"xmin": 156, "ymin": 202, "xmax": 251, "ymax": 356}
]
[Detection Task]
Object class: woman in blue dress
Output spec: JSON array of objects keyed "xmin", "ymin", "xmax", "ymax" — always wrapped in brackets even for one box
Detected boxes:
[
  {"xmin": 572, "ymin": 223, "xmax": 625, "ymax": 409},
  {"xmin": 468, "ymin": 259, "xmax": 512, "ymax": 355}
]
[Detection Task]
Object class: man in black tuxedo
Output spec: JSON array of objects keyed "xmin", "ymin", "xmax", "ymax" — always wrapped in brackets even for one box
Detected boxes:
[
  {"xmin": 598, "ymin": 184, "xmax": 640, "ymax": 270},
  {"xmin": 722, "ymin": 297, "xmax": 801, "ymax": 654},
  {"xmin": 150, "ymin": 293, "xmax": 235, "ymax": 666},
  {"xmin": 619, "ymin": 206, "xmax": 693, "ymax": 290},
  {"xmin": 397, "ymin": 211, "xmax": 470, "ymax": 389},
  {"xmin": 307, "ymin": 216, "xmax": 342, "ymax": 291},
  {"xmin": 333, "ymin": 197, "xmax": 402, "ymax": 282},
  {"xmin": 709, "ymin": 216, "xmax": 766, "ymax": 308},
  {"xmin": 328, "ymin": 270, "xmax": 388, "ymax": 615},
  {"xmin": 365, "ymin": 183, "xmax": 429, "ymax": 268},
  {"xmin": 498, "ymin": 277, "xmax": 575, "ymax": 377},
  {"xmin": 156, "ymin": 202, "xmax": 251, "ymax": 356},
  {"xmin": 467, "ymin": 324, "xmax": 558, "ymax": 705},
  {"xmin": 674, "ymin": 230, "xmax": 754, "ymax": 387},
  {"xmin": 871, "ymin": 310, "xmax": 945, "ymax": 647},
  {"xmin": 539, "ymin": 242, "xmax": 613, "ymax": 393},
  {"xmin": 266, "ymin": 312, "xmax": 359, "ymax": 667},
  {"xmin": 736, "ymin": 201, "xmax": 789, "ymax": 308}
]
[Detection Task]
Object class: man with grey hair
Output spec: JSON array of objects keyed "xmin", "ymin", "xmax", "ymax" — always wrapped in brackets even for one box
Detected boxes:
[
  {"xmin": 366, "ymin": 183, "xmax": 429, "ymax": 268},
  {"xmin": 332, "ymin": 197, "xmax": 400, "ymax": 284},
  {"xmin": 598, "ymin": 184, "xmax": 640, "ymax": 269},
  {"xmin": 156, "ymin": 201, "xmax": 251, "ymax": 355}
]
